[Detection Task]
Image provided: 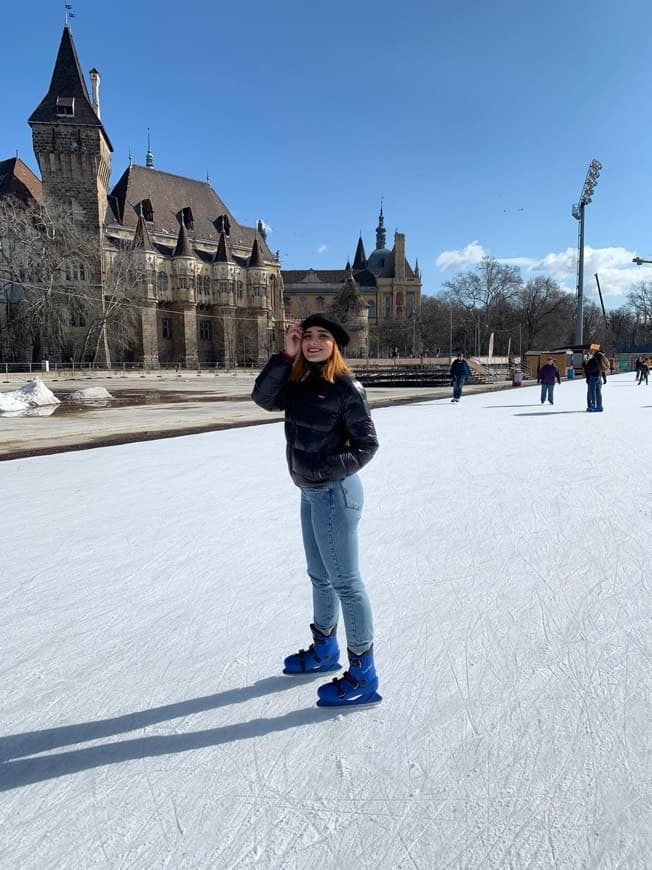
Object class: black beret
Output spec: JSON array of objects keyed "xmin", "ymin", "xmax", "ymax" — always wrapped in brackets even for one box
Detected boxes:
[{"xmin": 300, "ymin": 314, "xmax": 350, "ymax": 349}]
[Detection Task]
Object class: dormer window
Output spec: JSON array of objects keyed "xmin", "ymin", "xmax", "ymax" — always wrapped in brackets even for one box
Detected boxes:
[
  {"xmin": 215, "ymin": 214, "xmax": 231, "ymax": 236},
  {"xmin": 56, "ymin": 97, "xmax": 75, "ymax": 117},
  {"xmin": 141, "ymin": 199, "xmax": 154, "ymax": 222},
  {"xmin": 179, "ymin": 207, "xmax": 194, "ymax": 230}
]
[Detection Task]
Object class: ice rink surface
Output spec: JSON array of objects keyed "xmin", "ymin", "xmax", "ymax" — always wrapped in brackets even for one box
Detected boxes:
[{"xmin": 1, "ymin": 373, "xmax": 649, "ymax": 869}]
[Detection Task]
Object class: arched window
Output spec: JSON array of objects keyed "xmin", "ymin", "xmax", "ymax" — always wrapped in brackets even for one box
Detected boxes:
[{"xmin": 157, "ymin": 272, "xmax": 168, "ymax": 293}]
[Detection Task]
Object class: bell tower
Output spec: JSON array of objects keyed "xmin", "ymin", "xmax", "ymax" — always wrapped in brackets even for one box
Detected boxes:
[{"xmin": 28, "ymin": 25, "xmax": 113, "ymax": 240}]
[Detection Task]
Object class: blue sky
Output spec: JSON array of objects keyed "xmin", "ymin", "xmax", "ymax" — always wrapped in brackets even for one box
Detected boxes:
[{"xmin": 4, "ymin": 0, "xmax": 652, "ymax": 307}]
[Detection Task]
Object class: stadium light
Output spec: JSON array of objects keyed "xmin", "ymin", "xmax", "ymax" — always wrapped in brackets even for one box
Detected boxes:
[{"xmin": 571, "ymin": 159, "xmax": 602, "ymax": 345}]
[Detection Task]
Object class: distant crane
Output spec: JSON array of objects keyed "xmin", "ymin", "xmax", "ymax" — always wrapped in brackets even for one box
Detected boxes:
[{"xmin": 594, "ymin": 273, "xmax": 608, "ymax": 328}]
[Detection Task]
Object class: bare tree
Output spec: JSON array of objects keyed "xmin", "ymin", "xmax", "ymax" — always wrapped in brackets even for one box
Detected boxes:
[
  {"xmin": 81, "ymin": 243, "xmax": 146, "ymax": 366},
  {"xmin": 442, "ymin": 257, "xmax": 523, "ymax": 355},
  {"xmin": 0, "ymin": 196, "xmax": 141, "ymax": 365},
  {"xmin": 0, "ymin": 196, "xmax": 98, "ymax": 361},
  {"xmin": 626, "ymin": 281, "xmax": 652, "ymax": 336},
  {"xmin": 443, "ymin": 257, "xmax": 523, "ymax": 312},
  {"xmin": 517, "ymin": 277, "xmax": 574, "ymax": 349}
]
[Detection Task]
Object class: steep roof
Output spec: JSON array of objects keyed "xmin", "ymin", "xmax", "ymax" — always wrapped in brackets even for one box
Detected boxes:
[
  {"xmin": 173, "ymin": 220, "xmax": 194, "ymax": 258},
  {"xmin": 281, "ymin": 268, "xmax": 378, "ymax": 289},
  {"xmin": 132, "ymin": 212, "xmax": 154, "ymax": 251},
  {"xmin": 214, "ymin": 231, "xmax": 231, "ymax": 263},
  {"xmin": 249, "ymin": 236, "xmax": 264, "ymax": 267},
  {"xmin": 107, "ymin": 164, "xmax": 274, "ymax": 260},
  {"xmin": 352, "ymin": 236, "xmax": 367, "ymax": 270},
  {"xmin": 0, "ymin": 157, "xmax": 42, "ymax": 203},
  {"xmin": 28, "ymin": 27, "xmax": 113, "ymax": 151}
]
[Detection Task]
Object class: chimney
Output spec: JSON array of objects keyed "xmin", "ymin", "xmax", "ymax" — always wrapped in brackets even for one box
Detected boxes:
[{"xmin": 89, "ymin": 68, "xmax": 101, "ymax": 119}]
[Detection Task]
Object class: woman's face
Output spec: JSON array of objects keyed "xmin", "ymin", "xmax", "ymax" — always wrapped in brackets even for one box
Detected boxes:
[{"xmin": 302, "ymin": 326, "xmax": 335, "ymax": 363}]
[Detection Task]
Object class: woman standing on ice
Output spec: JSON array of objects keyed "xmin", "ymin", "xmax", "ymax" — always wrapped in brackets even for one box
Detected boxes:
[
  {"xmin": 583, "ymin": 350, "xmax": 609, "ymax": 412},
  {"xmin": 252, "ymin": 314, "xmax": 381, "ymax": 707},
  {"xmin": 537, "ymin": 357, "xmax": 561, "ymax": 405}
]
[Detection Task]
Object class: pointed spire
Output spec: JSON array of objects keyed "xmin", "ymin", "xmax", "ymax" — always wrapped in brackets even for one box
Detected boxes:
[
  {"xmin": 28, "ymin": 26, "xmax": 112, "ymax": 152},
  {"xmin": 375, "ymin": 199, "xmax": 386, "ymax": 250},
  {"xmin": 214, "ymin": 231, "xmax": 231, "ymax": 263},
  {"xmin": 414, "ymin": 258, "xmax": 420, "ymax": 278},
  {"xmin": 133, "ymin": 206, "xmax": 154, "ymax": 251},
  {"xmin": 353, "ymin": 235, "xmax": 367, "ymax": 270},
  {"xmin": 145, "ymin": 129, "xmax": 154, "ymax": 168},
  {"xmin": 249, "ymin": 235, "xmax": 264, "ymax": 267},
  {"xmin": 173, "ymin": 216, "xmax": 193, "ymax": 258}
]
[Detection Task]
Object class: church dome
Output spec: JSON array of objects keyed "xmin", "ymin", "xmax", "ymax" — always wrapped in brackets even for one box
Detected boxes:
[{"xmin": 367, "ymin": 248, "xmax": 391, "ymax": 274}]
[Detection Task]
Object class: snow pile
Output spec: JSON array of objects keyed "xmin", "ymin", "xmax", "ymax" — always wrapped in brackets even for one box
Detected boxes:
[
  {"xmin": 0, "ymin": 392, "xmax": 28, "ymax": 412},
  {"xmin": 0, "ymin": 376, "xmax": 60, "ymax": 411},
  {"xmin": 69, "ymin": 387, "xmax": 113, "ymax": 401}
]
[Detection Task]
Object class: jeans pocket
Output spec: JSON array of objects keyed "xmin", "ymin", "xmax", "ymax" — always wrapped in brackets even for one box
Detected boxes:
[{"xmin": 341, "ymin": 475, "xmax": 363, "ymax": 511}]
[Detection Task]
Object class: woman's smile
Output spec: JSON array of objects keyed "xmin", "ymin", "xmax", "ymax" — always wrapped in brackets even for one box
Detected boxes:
[{"xmin": 302, "ymin": 328, "xmax": 334, "ymax": 362}]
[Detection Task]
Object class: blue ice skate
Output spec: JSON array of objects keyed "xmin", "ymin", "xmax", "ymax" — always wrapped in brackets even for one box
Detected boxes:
[
  {"xmin": 316, "ymin": 645, "xmax": 382, "ymax": 707},
  {"xmin": 283, "ymin": 624, "xmax": 341, "ymax": 675}
]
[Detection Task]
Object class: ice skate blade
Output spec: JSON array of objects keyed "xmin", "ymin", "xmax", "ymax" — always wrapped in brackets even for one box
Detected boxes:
[
  {"xmin": 316, "ymin": 691, "xmax": 382, "ymax": 708},
  {"xmin": 282, "ymin": 662, "xmax": 341, "ymax": 676}
]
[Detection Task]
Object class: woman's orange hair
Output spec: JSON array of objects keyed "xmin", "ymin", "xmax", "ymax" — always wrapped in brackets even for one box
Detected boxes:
[{"xmin": 288, "ymin": 342, "xmax": 353, "ymax": 384}]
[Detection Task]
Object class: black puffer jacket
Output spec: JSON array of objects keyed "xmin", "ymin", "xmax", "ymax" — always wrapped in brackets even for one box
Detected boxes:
[
  {"xmin": 583, "ymin": 357, "xmax": 607, "ymax": 383},
  {"xmin": 252, "ymin": 354, "xmax": 379, "ymax": 488}
]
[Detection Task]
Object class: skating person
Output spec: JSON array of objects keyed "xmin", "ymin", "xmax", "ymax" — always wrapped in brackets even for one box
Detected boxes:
[
  {"xmin": 583, "ymin": 350, "xmax": 609, "ymax": 412},
  {"xmin": 635, "ymin": 358, "xmax": 644, "ymax": 384},
  {"xmin": 252, "ymin": 313, "xmax": 381, "ymax": 707},
  {"xmin": 641, "ymin": 359, "xmax": 650, "ymax": 385},
  {"xmin": 450, "ymin": 352, "xmax": 471, "ymax": 402},
  {"xmin": 537, "ymin": 357, "xmax": 561, "ymax": 405}
]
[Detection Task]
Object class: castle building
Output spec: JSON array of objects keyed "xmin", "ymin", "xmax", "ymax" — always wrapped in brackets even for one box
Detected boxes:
[
  {"xmin": 281, "ymin": 206, "xmax": 422, "ymax": 357},
  {"xmin": 1, "ymin": 26, "xmax": 285, "ymax": 367}
]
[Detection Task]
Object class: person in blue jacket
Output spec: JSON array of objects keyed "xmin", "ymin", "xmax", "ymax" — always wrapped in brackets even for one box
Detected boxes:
[
  {"xmin": 252, "ymin": 313, "xmax": 381, "ymax": 707},
  {"xmin": 449, "ymin": 352, "xmax": 471, "ymax": 402}
]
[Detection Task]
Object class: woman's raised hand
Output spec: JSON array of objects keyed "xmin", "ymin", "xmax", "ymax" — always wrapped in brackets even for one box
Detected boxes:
[{"xmin": 284, "ymin": 323, "xmax": 303, "ymax": 357}]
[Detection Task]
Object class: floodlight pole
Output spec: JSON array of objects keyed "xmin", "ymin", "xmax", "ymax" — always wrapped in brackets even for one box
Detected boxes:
[
  {"xmin": 574, "ymin": 201, "xmax": 586, "ymax": 345},
  {"xmin": 572, "ymin": 159, "xmax": 602, "ymax": 346}
]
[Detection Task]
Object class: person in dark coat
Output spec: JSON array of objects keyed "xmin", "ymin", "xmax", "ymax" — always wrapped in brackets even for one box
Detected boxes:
[
  {"xmin": 252, "ymin": 313, "xmax": 381, "ymax": 707},
  {"xmin": 583, "ymin": 350, "xmax": 609, "ymax": 412},
  {"xmin": 449, "ymin": 352, "xmax": 471, "ymax": 402},
  {"xmin": 537, "ymin": 357, "xmax": 561, "ymax": 405}
]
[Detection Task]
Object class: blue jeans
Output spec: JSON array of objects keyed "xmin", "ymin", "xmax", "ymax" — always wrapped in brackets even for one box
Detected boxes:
[
  {"xmin": 300, "ymin": 474, "xmax": 373, "ymax": 655},
  {"xmin": 452, "ymin": 376, "xmax": 465, "ymax": 399},
  {"xmin": 587, "ymin": 376, "xmax": 603, "ymax": 409},
  {"xmin": 540, "ymin": 383, "xmax": 555, "ymax": 403}
]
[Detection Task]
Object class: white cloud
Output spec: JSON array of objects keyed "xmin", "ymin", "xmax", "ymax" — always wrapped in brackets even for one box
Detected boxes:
[
  {"xmin": 317, "ymin": 244, "xmax": 328, "ymax": 254},
  {"xmin": 512, "ymin": 246, "xmax": 639, "ymax": 302},
  {"xmin": 435, "ymin": 241, "xmax": 486, "ymax": 271},
  {"xmin": 435, "ymin": 241, "xmax": 644, "ymax": 306}
]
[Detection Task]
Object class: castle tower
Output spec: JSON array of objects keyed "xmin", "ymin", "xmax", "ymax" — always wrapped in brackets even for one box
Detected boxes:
[
  {"xmin": 172, "ymin": 218, "xmax": 199, "ymax": 367},
  {"xmin": 331, "ymin": 262, "xmax": 369, "ymax": 358},
  {"xmin": 28, "ymin": 26, "xmax": 113, "ymax": 240}
]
